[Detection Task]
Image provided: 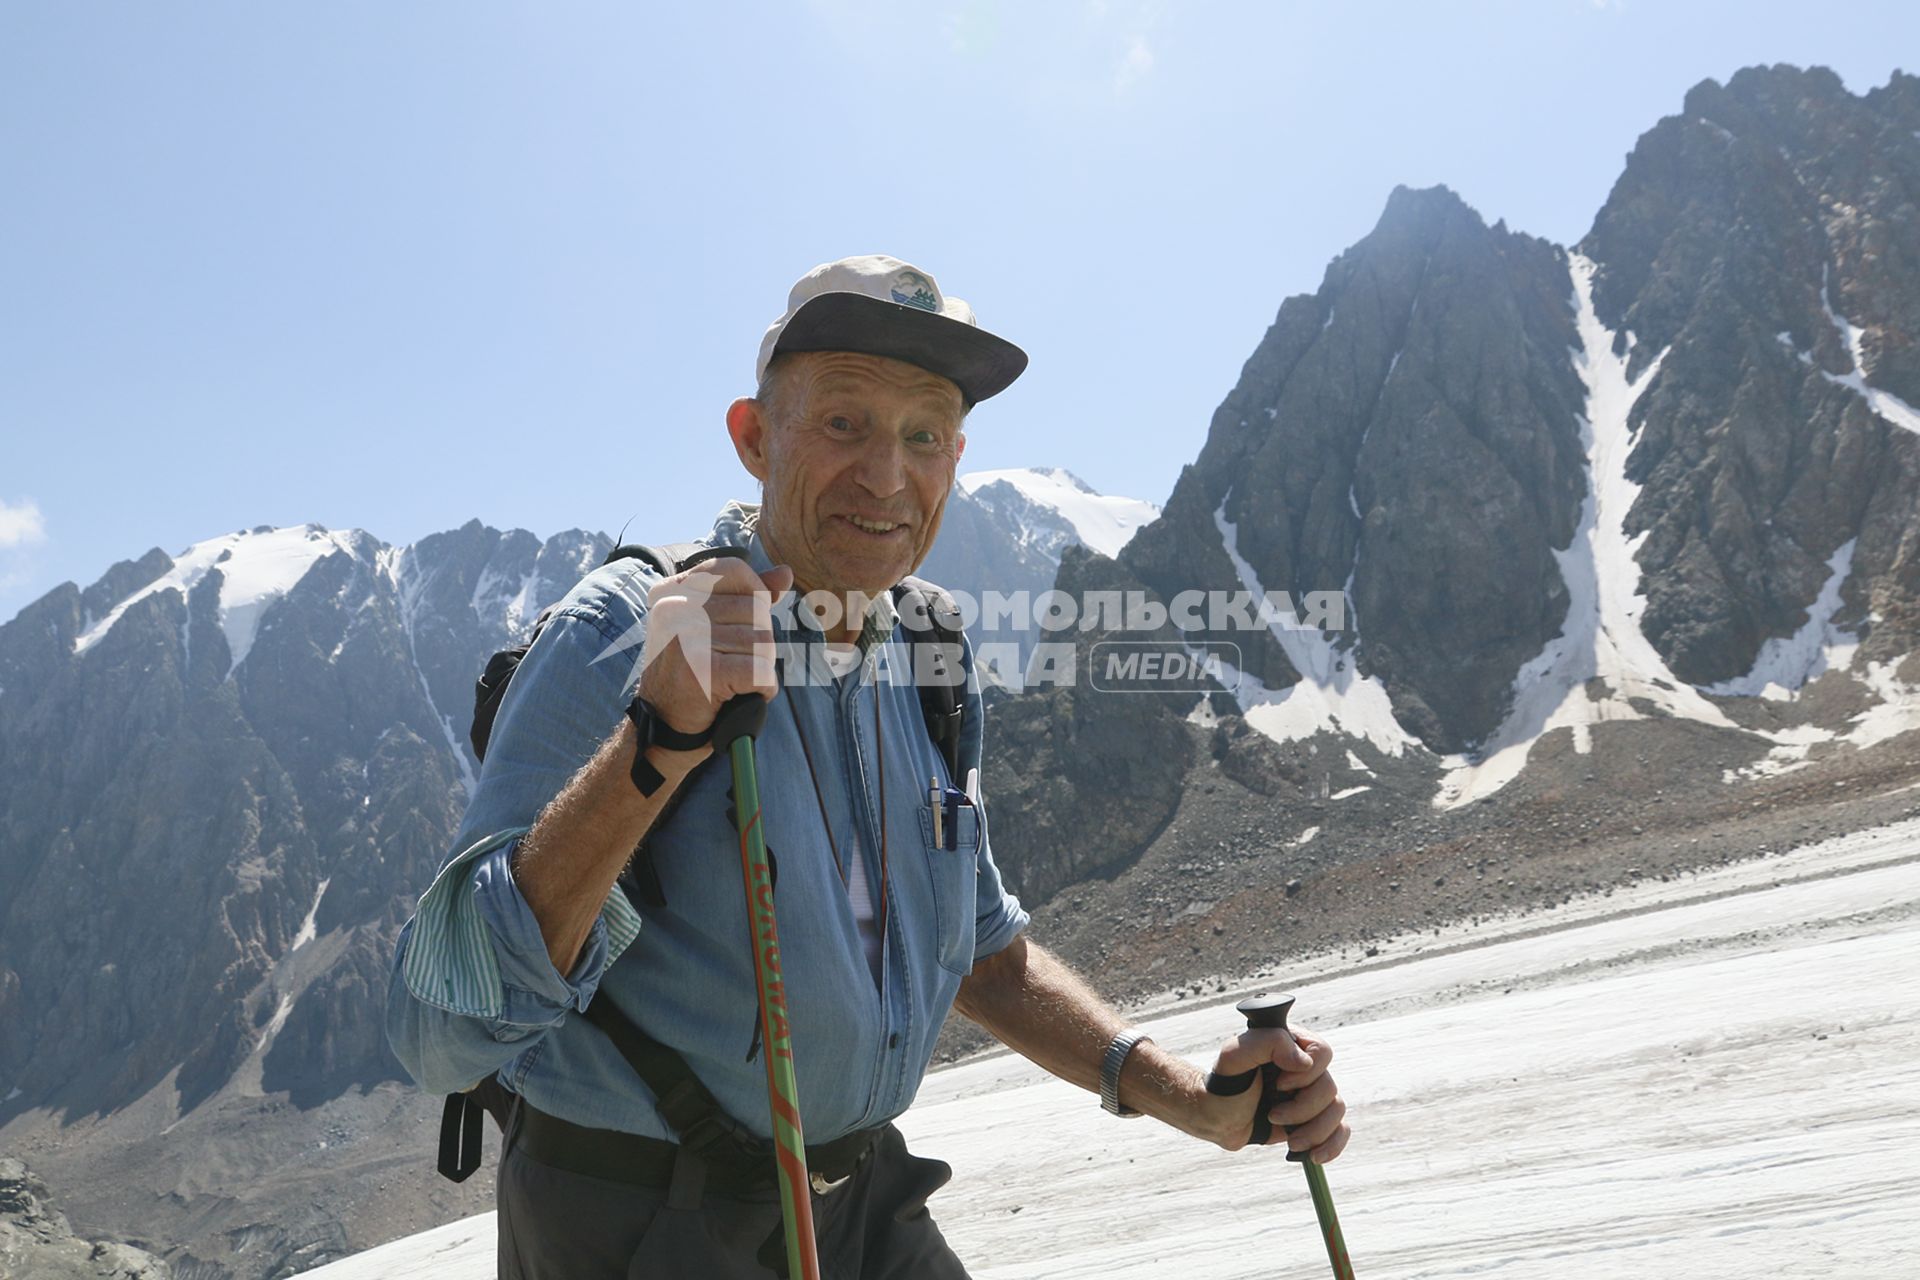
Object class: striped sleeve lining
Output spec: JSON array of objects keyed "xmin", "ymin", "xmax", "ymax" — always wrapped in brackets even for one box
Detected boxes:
[{"xmin": 401, "ymin": 826, "xmax": 645, "ymax": 1018}]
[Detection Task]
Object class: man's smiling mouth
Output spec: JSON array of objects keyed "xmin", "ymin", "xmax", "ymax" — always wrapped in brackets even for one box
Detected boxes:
[{"xmin": 838, "ymin": 514, "xmax": 910, "ymax": 537}]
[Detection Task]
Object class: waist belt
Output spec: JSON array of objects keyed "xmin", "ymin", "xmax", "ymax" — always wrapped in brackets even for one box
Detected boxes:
[{"xmin": 516, "ymin": 1101, "xmax": 884, "ymax": 1199}]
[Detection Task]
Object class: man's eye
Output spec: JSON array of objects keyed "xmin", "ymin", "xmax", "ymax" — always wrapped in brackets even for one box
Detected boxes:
[
  {"xmin": 828, "ymin": 415, "xmax": 856, "ymax": 433},
  {"xmin": 908, "ymin": 429, "xmax": 937, "ymax": 445}
]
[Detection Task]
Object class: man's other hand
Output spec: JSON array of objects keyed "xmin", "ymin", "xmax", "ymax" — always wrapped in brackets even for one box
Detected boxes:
[{"xmin": 1190, "ymin": 1026, "xmax": 1350, "ymax": 1163}]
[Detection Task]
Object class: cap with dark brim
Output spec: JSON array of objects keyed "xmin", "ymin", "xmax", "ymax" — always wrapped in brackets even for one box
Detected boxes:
[{"xmin": 769, "ymin": 291, "xmax": 1029, "ymax": 408}]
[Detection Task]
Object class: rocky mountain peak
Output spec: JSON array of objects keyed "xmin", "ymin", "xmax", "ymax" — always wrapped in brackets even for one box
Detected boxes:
[
  {"xmin": 1579, "ymin": 62, "xmax": 1920, "ymax": 689},
  {"xmin": 1122, "ymin": 180, "xmax": 1585, "ymax": 752}
]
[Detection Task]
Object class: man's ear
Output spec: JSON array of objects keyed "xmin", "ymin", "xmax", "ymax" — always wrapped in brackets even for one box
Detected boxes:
[
  {"xmin": 727, "ymin": 397, "xmax": 771, "ymax": 483},
  {"xmin": 955, "ymin": 430, "xmax": 967, "ymax": 466}
]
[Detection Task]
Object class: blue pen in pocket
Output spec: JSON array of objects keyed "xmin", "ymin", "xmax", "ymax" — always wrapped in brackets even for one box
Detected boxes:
[{"xmin": 940, "ymin": 785, "xmax": 974, "ymax": 851}]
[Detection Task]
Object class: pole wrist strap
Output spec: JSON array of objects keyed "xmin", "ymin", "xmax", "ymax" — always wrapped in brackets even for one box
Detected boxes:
[{"xmin": 626, "ymin": 695, "xmax": 712, "ymax": 796}]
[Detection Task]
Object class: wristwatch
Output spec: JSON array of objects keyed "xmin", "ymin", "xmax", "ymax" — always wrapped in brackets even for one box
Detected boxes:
[
  {"xmin": 1100, "ymin": 1029, "xmax": 1153, "ymax": 1118},
  {"xmin": 625, "ymin": 694, "xmax": 713, "ymax": 796}
]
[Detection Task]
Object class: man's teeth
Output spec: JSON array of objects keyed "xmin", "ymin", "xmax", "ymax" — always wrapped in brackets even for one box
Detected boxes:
[{"xmin": 848, "ymin": 516, "xmax": 899, "ymax": 533}]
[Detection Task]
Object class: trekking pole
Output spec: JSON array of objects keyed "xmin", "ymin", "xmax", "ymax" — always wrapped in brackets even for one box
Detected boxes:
[
  {"xmin": 711, "ymin": 689, "xmax": 820, "ymax": 1280},
  {"xmin": 1239, "ymin": 994, "xmax": 1356, "ymax": 1279},
  {"xmin": 699, "ymin": 547, "xmax": 821, "ymax": 1280}
]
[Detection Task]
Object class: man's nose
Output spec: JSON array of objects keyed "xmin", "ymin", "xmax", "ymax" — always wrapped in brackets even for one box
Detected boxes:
[{"xmin": 852, "ymin": 436, "xmax": 908, "ymax": 499}]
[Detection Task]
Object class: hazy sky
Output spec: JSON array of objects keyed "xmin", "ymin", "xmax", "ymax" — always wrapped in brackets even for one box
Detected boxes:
[{"xmin": 3, "ymin": 1, "xmax": 1914, "ymax": 620}]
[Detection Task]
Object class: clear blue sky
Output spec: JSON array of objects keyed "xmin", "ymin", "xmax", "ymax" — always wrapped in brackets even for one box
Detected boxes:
[{"xmin": 3, "ymin": 1, "xmax": 1913, "ymax": 621}]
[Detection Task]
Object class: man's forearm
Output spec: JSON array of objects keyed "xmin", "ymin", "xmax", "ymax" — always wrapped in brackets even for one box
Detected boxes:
[
  {"xmin": 511, "ymin": 721, "xmax": 708, "ymax": 974},
  {"xmin": 954, "ymin": 935, "xmax": 1205, "ymax": 1127}
]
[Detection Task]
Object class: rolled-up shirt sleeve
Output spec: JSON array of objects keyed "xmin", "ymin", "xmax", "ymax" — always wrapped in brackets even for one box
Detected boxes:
[
  {"xmin": 386, "ymin": 602, "xmax": 649, "ymax": 1092},
  {"xmin": 472, "ymin": 836, "xmax": 614, "ymax": 1018}
]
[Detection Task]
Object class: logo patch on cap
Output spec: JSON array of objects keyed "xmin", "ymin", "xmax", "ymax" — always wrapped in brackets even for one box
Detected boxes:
[{"xmin": 889, "ymin": 269, "xmax": 939, "ymax": 312}]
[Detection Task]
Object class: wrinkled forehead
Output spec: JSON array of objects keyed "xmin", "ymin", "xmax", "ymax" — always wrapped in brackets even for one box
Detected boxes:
[{"xmin": 786, "ymin": 351, "xmax": 966, "ymax": 419}]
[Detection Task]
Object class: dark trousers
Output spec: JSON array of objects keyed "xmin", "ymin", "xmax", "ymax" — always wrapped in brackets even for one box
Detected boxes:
[{"xmin": 497, "ymin": 1103, "xmax": 973, "ymax": 1279}]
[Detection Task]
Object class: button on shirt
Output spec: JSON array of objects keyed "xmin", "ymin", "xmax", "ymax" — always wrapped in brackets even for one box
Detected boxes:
[{"xmin": 384, "ymin": 501, "xmax": 1029, "ymax": 1143}]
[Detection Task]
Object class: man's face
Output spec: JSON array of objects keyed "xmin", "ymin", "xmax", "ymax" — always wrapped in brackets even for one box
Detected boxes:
[{"xmin": 728, "ymin": 350, "xmax": 967, "ymax": 600}]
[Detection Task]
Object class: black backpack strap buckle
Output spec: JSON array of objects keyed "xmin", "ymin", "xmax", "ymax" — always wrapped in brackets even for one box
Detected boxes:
[
  {"xmin": 672, "ymin": 1099, "xmax": 762, "ymax": 1169},
  {"xmin": 653, "ymin": 1078, "xmax": 723, "ymax": 1145},
  {"xmin": 437, "ymin": 1091, "xmax": 487, "ymax": 1183},
  {"xmin": 657, "ymin": 1083, "xmax": 763, "ymax": 1211}
]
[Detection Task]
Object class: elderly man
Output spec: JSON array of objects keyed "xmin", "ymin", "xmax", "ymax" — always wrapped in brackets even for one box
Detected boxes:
[{"xmin": 386, "ymin": 255, "xmax": 1348, "ymax": 1279}]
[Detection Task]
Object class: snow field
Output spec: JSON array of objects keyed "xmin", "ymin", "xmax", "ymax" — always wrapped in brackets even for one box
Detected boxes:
[
  {"xmin": 307, "ymin": 820, "xmax": 1920, "ymax": 1279},
  {"xmin": 901, "ymin": 830, "xmax": 1920, "ymax": 1278}
]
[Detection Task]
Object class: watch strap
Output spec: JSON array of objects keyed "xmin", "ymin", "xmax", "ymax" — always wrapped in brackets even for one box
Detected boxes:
[{"xmin": 1100, "ymin": 1029, "xmax": 1153, "ymax": 1118}]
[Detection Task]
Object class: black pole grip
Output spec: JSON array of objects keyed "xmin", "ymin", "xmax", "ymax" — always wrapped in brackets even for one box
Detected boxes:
[
  {"xmin": 1238, "ymin": 993, "xmax": 1307, "ymax": 1163},
  {"xmin": 1239, "ymin": 992, "xmax": 1297, "ymax": 1032},
  {"xmin": 675, "ymin": 545, "xmax": 768, "ymax": 752},
  {"xmin": 710, "ymin": 693, "xmax": 768, "ymax": 751}
]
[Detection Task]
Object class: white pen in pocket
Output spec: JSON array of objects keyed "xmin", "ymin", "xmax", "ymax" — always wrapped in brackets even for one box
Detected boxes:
[{"xmin": 928, "ymin": 773, "xmax": 943, "ymax": 849}]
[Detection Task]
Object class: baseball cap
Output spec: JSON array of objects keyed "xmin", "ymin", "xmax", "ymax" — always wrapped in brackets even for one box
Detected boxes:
[{"xmin": 755, "ymin": 254, "xmax": 1029, "ymax": 408}]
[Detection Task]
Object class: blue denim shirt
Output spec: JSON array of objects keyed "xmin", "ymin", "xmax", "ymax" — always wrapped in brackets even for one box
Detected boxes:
[{"xmin": 385, "ymin": 501, "xmax": 1028, "ymax": 1143}]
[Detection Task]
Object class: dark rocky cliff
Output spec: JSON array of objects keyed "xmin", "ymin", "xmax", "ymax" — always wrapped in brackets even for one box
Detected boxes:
[
  {"xmin": 1580, "ymin": 64, "xmax": 1920, "ymax": 684},
  {"xmin": 1121, "ymin": 185, "xmax": 1588, "ymax": 753}
]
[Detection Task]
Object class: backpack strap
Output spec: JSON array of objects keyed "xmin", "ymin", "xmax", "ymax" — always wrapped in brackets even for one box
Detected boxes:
[
  {"xmin": 892, "ymin": 574, "xmax": 967, "ymax": 783},
  {"xmin": 607, "ymin": 541, "xmax": 710, "ymax": 577},
  {"xmin": 580, "ymin": 997, "xmax": 755, "ymax": 1158},
  {"xmin": 437, "ymin": 1091, "xmax": 486, "ymax": 1182},
  {"xmin": 436, "ymin": 1074, "xmax": 518, "ymax": 1182}
]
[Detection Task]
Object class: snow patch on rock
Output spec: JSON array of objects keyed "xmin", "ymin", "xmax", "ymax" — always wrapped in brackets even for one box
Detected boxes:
[
  {"xmin": 1818, "ymin": 265, "xmax": 1920, "ymax": 437},
  {"xmin": 257, "ymin": 994, "xmax": 294, "ymax": 1050},
  {"xmin": 958, "ymin": 467, "xmax": 1160, "ymax": 559},
  {"xmin": 1705, "ymin": 539, "xmax": 1860, "ymax": 699},
  {"xmin": 382, "ymin": 545, "xmax": 479, "ymax": 797},
  {"xmin": 291, "ymin": 878, "xmax": 331, "ymax": 952},
  {"xmin": 1436, "ymin": 253, "xmax": 1736, "ymax": 809},
  {"xmin": 472, "ymin": 563, "xmax": 542, "ymax": 636},
  {"xmin": 1211, "ymin": 504, "xmax": 1420, "ymax": 757}
]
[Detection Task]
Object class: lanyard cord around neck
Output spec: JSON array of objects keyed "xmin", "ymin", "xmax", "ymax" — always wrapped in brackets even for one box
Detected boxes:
[{"xmin": 783, "ymin": 658, "xmax": 890, "ymax": 944}]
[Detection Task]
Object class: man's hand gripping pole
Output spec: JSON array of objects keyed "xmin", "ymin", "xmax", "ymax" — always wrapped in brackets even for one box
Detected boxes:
[{"xmin": 1207, "ymin": 993, "xmax": 1357, "ymax": 1280}]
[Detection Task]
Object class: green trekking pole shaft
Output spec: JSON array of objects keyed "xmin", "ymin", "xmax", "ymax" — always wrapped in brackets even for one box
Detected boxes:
[
  {"xmin": 713, "ymin": 688, "xmax": 821, "ymax": 1280},
  {"xmin": 1240, "ymin": 994, "xmax": 1355, "ymax": 1279}
]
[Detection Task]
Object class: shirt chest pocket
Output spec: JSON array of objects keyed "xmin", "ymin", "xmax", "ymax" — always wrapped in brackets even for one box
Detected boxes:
[{"xmin": 915, "ymin": 802, "xmax": 981, "ymax": 977}]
